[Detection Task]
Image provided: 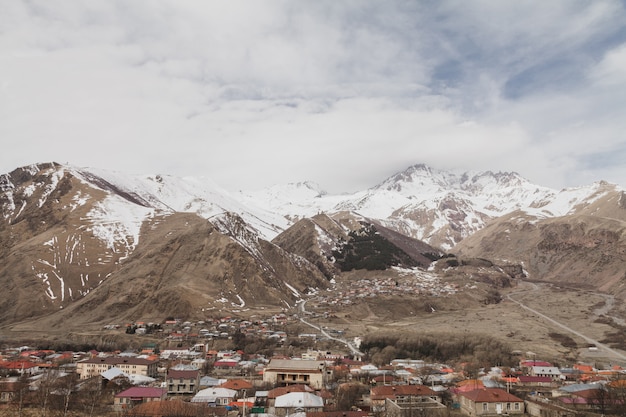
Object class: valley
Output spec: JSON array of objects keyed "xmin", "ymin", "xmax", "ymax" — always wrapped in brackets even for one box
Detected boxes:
[
  {"xmin": 1, "ymin": 162, "xmax": 626, "ymax": 369},
  {"xmin": 298, "ymin": 275, "xmax": 626, "ymax": 367}
]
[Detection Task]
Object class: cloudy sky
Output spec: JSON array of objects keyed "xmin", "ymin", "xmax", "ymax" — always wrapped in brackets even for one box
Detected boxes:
[{"xmin": 2, "ymin": 1, "xmax": 626, "ymax": 193}]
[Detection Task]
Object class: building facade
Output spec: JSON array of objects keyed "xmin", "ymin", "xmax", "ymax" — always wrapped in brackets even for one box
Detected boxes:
[
  {"xmin": 76, "ymin": 356, "xmax": 159, "ymax": 380},
  {"xmin": 167, "ymin": 369, "xmax": 200, "ymax": 395},
  {"xmin": 263, "ymin": 359, "xmax": 331, "ymax": 390},
  {"xmin": 457, "ymin": 388, "xmax": 524, "ymax": 416}
]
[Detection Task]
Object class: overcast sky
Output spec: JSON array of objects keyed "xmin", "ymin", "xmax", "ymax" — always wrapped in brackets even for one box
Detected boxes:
[{"xmin": 2, "ymin": 1, "xmax": 626, "ymax": 193}]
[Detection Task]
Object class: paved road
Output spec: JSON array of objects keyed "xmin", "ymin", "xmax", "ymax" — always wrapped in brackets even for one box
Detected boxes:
[
  {"xmin": 297, "ymin": 299, "xmax": 364, "ymax": 357},
  {"xmin": 507, "ymin": 283, "xmax": 626, "ymax": 362}
]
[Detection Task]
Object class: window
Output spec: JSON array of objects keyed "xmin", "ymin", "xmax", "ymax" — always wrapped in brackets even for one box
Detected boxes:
[
  {"xmin": 514, "ymin": 403, "xmax": 520, "ymax": 410},
  {"xmin": 506, "ymin": 403, "xmax": 511, "ymax": 410},
  {"xmin": 482, "ymin": 403, "xmax": 488, "ymax": 411}
]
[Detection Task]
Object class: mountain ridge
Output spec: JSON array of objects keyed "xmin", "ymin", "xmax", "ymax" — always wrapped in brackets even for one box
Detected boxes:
[{"xmin": 1, "ymin": 161, "xmax": 625, "ymax": 334}]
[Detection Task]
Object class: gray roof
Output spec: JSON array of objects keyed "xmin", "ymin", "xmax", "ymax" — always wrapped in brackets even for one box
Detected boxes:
[
  {"xmin": 275, "ymin": 392, "xmax": 324, "ymax": 408},
  {"xmin": 192, "ymin": 387, "xmax": 237, "ymax": 403},
  {"xmin": 559, "ymin": 383, "xmax": 604, "ymax": 393}
]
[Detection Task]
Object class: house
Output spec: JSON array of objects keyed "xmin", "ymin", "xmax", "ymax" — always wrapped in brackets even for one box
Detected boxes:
[
  {"xmin": 554, "ymin": 384, "xmax": 612, "ymax": 410},
  {"xmin": 101, "ymin": 366, "xmax": 156, "ymax": 385},
  {"xmin": 191, "ymin": 387, "xmax": 237, "ymax": 406},
  {"xmin": 0, "ymin": 360, "xmax": 40, "ymax": 375},
  {"xmin": 273, "ymin": 391, "xmax": 324, "ymax": 417},
  {"xmin": 529, "ymin": 366, "xmax": 562, "ymax": 380},
  {"xmin": 370, "ymin": 384, "xmax": 442, "ymax": 414},
  {"xmin": 167, "ymin": 369, "xmax": 200, "ymax": 395},
  {"xmin": 77, "ymin": 356, "xmax": 159, "ymax": 380},
  {"xmin": 266, "ymin": 384, "xmax": 315, "ymax": 409},
  {"xmin": 200, "ymin": 375, "xmax": 223, "ymax": 388},
  {"xmin": 219, "ymin": 379, "xmax": 253, "ymax": 396},
  {"xmin": 517, "ymin": 375, "xmax": 555, "ymax": 387},
  {"xmin": 114, "ymin": 387, "xmax": 167, "ymax": 411},
  {"xmin": 263, "ymin": 359, "xmax": 331, "ymax": 389},
  {"xmin": 126, "ymin": 399, "xmax": 213, "ymax": 416},
  {"xmin": 457, "ymin": 388, "xmax": 524, "ymax": 416},
  {"xmin": 213, "ymin": 359, "xmax": 239, "ymax": 369},
  {"xmin": 0, "ymin": 379, "xmax": 20, "ymax": 403}
]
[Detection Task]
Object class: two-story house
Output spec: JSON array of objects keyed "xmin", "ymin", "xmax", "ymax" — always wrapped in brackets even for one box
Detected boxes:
[
  {"xmin": 167, "ymin": 369, "xmax": 200, "ymax": 395},
  {"xmin": 263, "ymin": 359, "xmax": 331, "ymax": 390},
  {"xmin": 370, "ymin": 385, "xmax": 446, "ymax": 415}
]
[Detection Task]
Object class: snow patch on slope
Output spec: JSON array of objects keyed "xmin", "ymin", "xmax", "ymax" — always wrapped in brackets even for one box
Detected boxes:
[{"xmin": 85, "ymin": 194, "xmax": 154, "ymax": 255}]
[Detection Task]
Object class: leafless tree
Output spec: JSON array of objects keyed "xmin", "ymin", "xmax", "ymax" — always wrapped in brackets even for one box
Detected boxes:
[
  {"xmin": 77, "ymin": 377, "xmax": 107, "ymax": 417},
  {"xmin": 9, "ymin": 374, "xmax": 30, "ymax": 417}
]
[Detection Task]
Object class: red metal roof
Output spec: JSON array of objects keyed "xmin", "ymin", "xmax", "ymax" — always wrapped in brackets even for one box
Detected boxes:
[
  {"xmin": 459, "ymin": 388, "xmax": 523, "ymax": 403},
  {"xmin": 115, "ymin": 387, "xmax": 167, "ymax": 399}
]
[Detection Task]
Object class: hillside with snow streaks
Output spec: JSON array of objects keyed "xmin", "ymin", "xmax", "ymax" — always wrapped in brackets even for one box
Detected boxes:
[
  {"xmin": 66, "ymin": 163, "xmax": 625, "ymax": 250},
  {"xmin": 2, "ymin": 161, "xmax": 626, "ymax": 329},
  {"xmin": 85, "ymin": 194, "xmax": 154, "ymax": 255},
  {"xmin": 77, "ymin": 168, "xmax": 290, "ymax": 240}
]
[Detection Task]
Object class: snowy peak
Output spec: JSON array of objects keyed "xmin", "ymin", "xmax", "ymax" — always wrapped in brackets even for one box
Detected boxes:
[
  {"xmin": 2, "ymin": 162, "xmax": 622, "ymax": 251},
  {"xmin": 376, "ymin": 164, "xmax": 455, "ymax": 194},
  {"xmin": 377, "ymin": 164, "xmax": 536, "ymax": 197}
]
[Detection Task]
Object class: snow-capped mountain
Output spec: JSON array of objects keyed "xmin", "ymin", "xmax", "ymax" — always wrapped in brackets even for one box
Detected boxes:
[
  {"xmin": 0, "ymin": 163, "xmax": 329, "ymax": 325},
  {"xmin": 239, "ymin": 163, "xmax": 623, "ymax": 249},
  {"xmin": 1, "ymin": 161, "xmax": 624, "ymax": 329}
]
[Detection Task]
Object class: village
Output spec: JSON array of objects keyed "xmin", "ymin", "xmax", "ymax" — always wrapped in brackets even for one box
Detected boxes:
[{"xmin": 1, "ymin": 307, "xmax": 626, "ymax": 417}]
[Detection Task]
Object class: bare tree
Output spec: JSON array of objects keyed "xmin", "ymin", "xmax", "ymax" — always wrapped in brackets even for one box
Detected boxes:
[
  {"xmin": 336, "ymin": 382, "xmax": 367, "ymax": 411},
  {"xmin": 77, "ymin": 377, "xmax": 106, "ymax": 417},
  {"xmin": 54, "ymin": 373, "xmax": 79, "ymax": 417},
  {"xmin": 35, "ymin": 369, "xmax": 60, "ymax": 417},
  {"xmin": 9, "ymin": 374, "xmax": 30, "ymax": 417}
]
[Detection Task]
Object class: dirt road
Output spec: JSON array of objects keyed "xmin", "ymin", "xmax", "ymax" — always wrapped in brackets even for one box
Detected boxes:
[{"xmin": 507, "ymin": 283, "xmax": 626, "ymax": 362}]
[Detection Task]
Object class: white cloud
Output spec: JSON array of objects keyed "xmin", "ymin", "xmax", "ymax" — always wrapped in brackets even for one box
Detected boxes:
[{"xmin": 1, "ymin": 0, "xmax": 625, "ymax": 192}]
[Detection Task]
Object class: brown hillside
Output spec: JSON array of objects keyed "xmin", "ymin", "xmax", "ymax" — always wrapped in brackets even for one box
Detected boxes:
[{"xmin": 454, "ymin": 211, "xmax": 626, "ymax": 296}]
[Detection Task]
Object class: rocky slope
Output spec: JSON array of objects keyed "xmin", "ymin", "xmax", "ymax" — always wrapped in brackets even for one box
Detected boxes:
[
  {"xmin": 453, "ymin": 184, "xmax": 626, "ymax": 297},
  {"xmin": 1, "ymin": 162, "xmax": 625, "ymax": 332},
  {"xmin": 0, "ymin": 164, "xmax": 328, "ymax": 328}
]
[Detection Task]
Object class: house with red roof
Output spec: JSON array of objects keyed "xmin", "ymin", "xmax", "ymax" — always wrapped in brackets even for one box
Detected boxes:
[
  {"xmin": 457, "ymin": 388, "xmax": 524, "ymax": 416},
  {"xmin": 517, "ymin": 375, "xmax": 555, "ymax": 388},
  {"xmin": 114, "ymin": 386, "xmax": 167, "ymax": 411},
  {"xmin": 219, "ymin": 378, "xmax": 253, "ymax": 396},
  {"xmin": 0, "ymin": 360, "xmax": 40, "ymax": 375}
]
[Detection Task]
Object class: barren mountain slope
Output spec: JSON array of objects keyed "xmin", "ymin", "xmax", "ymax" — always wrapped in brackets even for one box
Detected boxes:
[
  {"xmin": 6, "ymin": 212, "xmax": 329, "ymax": 332},
  {"xmin": 0, "ymin": 163, "xmax": 148, "ymax": 322},
  {"xmin": 0, "ymin": 164, "xmax": 330, "ymax": 331},
  {"xmin": 454, "ymin": 210, "xmax": 626, "ymax": 296}
]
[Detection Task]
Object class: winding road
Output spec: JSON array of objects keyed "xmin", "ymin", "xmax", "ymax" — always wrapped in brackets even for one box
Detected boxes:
[
  {"xmin": 507, "ymin": 283, "xmax": 626, "ymax": 362},
  {"xmin": 297, "ymin": 299, "xmax": 364, "ymax": 357}
]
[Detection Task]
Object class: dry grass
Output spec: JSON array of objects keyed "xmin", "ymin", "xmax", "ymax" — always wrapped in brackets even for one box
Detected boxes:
[{"xmin": 313, "ymin": 280, "xmax": 626, "ymax": 367}]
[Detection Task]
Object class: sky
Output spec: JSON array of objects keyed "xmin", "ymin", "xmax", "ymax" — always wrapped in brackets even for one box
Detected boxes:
[{"xmin": 2, "ymin": 1, "xmax": 626, "ymax": 194}]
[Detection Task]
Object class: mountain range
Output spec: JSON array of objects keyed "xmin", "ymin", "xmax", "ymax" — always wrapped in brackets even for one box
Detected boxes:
[{"xmin": 1, "ymin": 162, "xmax": 625, "ymax": 334}]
